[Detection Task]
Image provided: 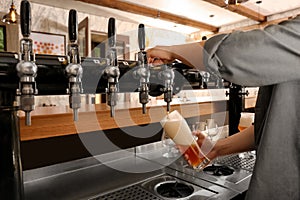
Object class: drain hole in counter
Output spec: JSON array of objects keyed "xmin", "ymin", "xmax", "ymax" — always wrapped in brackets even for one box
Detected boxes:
[
  {"xmin": 155, "ymin": 181, "xmax": 194, "ymax": 199},
  {"xmin": 203, "ymin": 164, "xmax": 234, "ymax": 176}
]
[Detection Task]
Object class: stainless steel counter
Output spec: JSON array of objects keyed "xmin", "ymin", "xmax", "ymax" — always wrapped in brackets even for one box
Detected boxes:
[{"xmin": 24, "ymin": 141, "xmax": 254, "ymax": 200}]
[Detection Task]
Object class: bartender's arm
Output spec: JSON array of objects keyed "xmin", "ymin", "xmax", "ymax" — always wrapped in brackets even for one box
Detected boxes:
[
  {"xmin": 148, "ymin": 16, "xmax": 300, "ymax": 87},
  {"xmin": 196, "ymin": 125, "xmax": 255, "ymax": 161},
  {"xmin": 147, "ymin": 41, "xmax": 206, "ymax": 70}
]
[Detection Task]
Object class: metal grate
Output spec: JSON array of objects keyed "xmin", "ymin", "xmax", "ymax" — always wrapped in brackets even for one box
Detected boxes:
[
  {"xmin": 91, "ymin": 184, "xmax": 162, "ymax": 200},
  {"xmin": 217, "ymin": 153, "xmax": 256, "ymax": 172}
]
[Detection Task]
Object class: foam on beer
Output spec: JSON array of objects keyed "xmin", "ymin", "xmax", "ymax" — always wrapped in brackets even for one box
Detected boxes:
[{"xmin": 162, "ymin": 111, "xmax": 194, "ymax": 146}]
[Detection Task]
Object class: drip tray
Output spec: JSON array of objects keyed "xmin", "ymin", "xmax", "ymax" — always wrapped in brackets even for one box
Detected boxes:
[
  {"xmin": 155, "ymin": 181, "xmax": 194, "ymax": 198},
  {"xmin": 177, "ymin": 153, "xmax": 255, "ymax": 193},
  {"xmin": 184, "ymin": 160, "xmax": 252, "ymax": 185},
  {"xmin": 141, "ymin": 175, "xmax": 217, "ymax": 200},
  {"xmin": 203, "ymin": 164, "xmax": 235, "ymax": 176},
  {"xmin": 91, "ymin": 174, "xmax": 218, "ymax": 200},
  {"xmin": 90, "ymin": 184, "xmax": 161, "ymax": 200}
]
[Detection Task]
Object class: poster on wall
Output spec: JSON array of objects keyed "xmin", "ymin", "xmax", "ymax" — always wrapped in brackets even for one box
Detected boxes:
[
  {"xmin": 0, "ymin": 26, "xmax": 6, "ymax": 51},
  {"xmin": 31, "ymin": 31, "xmax": 66, "ymax": 55}
]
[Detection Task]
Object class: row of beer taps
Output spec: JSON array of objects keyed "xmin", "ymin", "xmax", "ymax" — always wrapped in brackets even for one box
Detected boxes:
[
  {"xmin": 16, "ymin": 1, "xmax": 175, "ymax": 125},
  {"xmin": 15, "ymin": 1, "xmax": 84, "ymax": 125}
]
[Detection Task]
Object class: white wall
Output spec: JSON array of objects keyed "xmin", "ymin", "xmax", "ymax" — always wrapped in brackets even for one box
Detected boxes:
[
  {"xmin": 0, "ymin": 0, "xmax": 189, "ymax": 59},
  {"xmin": 0, "ymin": 0, "xmax": 189, "ymax": 106}
]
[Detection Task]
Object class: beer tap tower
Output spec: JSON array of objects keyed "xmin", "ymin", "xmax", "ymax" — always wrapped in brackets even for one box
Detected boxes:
[
  {"xmin": 133, "ymin": 24, "xmax": 150, "ymax": 114},
  {"xmin": 65, "ymin": 9, "xmax": 83, "ymax": 121},
  {"xmin": 226, "ymin": 83, "xmax": 249, "ymax": 135},
  {"xmin": 158, "ymin": 65, "xmax": 175, "ymax": 112},
  {"xmin": 0, "ymin": 1, "xmax": 31, "ymax": 199},
  {"xmin": 16, "ymin": 0, "xmax": 38, "ymax": 126},
  {"xmin": 103, "ymin": 18, "xmax": 120, "ymax": 117}
]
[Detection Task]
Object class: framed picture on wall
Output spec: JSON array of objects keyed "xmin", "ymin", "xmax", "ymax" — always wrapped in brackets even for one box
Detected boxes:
[
  {"xmin": 0, "ymin": 25, "xmax": 6, "ymax": 51},
  {"xmin": 31, "ymin": 31, "xmax": 66, "ymax": 55}
]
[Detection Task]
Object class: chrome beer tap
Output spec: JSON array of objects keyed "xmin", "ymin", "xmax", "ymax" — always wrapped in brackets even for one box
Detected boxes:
[
  {"xmin": 66, "ymin": 9, "xmax": 83, "ymax": 121},
  {"xmin": 158, "ymin": 65, "xmax": 175, "ymax": 112},
  {"xmin": 104, "ymin": 18, "xmax": 120, "ymax": 117},
  {"xmin": 133, "ymin": 24, "xmax": 150, "ymax": 114},
  {"xmin": 200, "ymin": 71, "xmax": 210, "ymax": 89},
  {"xmin": 16, "ymin": 0, "xmax": 37, "ymax": 126}
]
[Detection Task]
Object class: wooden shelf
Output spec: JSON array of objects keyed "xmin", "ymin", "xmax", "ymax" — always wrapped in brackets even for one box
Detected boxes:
[
  {"xmin": 19, "ymin": 88, "xmax": 257, "ymax": 141},
  {"xmin": 19, "ymin": 100, "xmax": 225, "ymax": 141}
]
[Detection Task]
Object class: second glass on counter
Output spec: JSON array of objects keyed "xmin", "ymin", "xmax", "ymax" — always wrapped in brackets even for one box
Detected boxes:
[
  {"xmin": 160, "ymin": 110, "xmax": 210, "ymax": 170},
  {"xmin": 194, "ymin": 119, "xmax": 220, "ymax": 141}
]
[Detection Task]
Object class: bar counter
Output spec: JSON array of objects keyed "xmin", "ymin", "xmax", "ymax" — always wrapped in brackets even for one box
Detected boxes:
[{"xmin": 24, "ymin": 140, "xmax": 250, "ymax": 200}]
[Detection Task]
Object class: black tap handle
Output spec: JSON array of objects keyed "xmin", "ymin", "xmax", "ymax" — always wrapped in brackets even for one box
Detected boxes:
[
  {"xmin": 138, "ymin": 24, "xmax": 145, "ymax": 51},
  {"xmin": 108, "ymin": 18, "xmax": 116, "ymax": 47},
  {"xmin": 20, "ymin": 0, "xmax": 31, "ymax": 37},
  {"xmin": 68, "ymin": 9, "xmax": 78, "ymax": 43}
]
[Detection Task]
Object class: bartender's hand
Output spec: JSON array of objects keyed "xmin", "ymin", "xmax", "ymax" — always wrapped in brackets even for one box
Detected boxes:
[
  {"xmin": 147, "ymin": 46, "xmax": 176, "ymax": 65},
  {"xmin": 184, "ymin": 125, "xmax": 256, "ymax": 165},
  {"xmin": 192, "ymin": 131, "xmax": 218, "ymax": 161},
  {"xmin": 177, "ymin": 131, "xmax": 218, "ymax": 166}
]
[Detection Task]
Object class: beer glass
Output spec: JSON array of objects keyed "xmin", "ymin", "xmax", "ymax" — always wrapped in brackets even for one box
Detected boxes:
[
  {"xmin": 161, "ymin": 130, "xmax": 179, "ymax": 158},
  {"xmin": 205, "ymin": 119, "xmax": 219, "ymax": 141},
  {"xmin": 160, "ymin": 110, "xmax": 210, "ymax": 170},
  {"xmin": 238, "ymin": 112, "xmax": 254, "ymax": 131}
]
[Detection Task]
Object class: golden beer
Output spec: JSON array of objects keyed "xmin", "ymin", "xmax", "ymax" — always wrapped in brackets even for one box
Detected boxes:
[
  {"xmin": 238, "ymin": 112, "xmax": 254, "ymax": 131},
  {"xmin": 177, "ymin": 143, "xmax": 209, "ymax": 169}
]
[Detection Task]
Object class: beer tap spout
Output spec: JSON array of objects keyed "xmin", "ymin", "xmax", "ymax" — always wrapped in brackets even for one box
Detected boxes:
[
  {"xmin": 16, "ymin": 0, "xmax": 37, "ymax": 126},
  {"xmin": 66, "ymin": 9, "xmax": 83, "ymax": 121},
  {"xmin": 133, "ymin": 24, "xmax": 150, "ymax": 114},
  {"xmin": 104, "ymin": 18, "xmax": 120, "ymax": 117},
  {"xmin": 158, "ymin": 65, "xmax": 175, "ymax": 112}
]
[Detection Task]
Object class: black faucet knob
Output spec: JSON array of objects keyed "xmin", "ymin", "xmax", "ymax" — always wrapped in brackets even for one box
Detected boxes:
[
  {"xmin": 108, "ymin": 18, "xmax": 116, "ymax": 47},
  {"xmin": 138, "ymin": 24, "xmax": 145, "ymax": 51},
  {"xmin": 68, "ymin": 9, "xmax": 78, "ymax": 43},
  {"xmin": 20, "ymin": 0, "xmax": 31, "ymax": 37}
]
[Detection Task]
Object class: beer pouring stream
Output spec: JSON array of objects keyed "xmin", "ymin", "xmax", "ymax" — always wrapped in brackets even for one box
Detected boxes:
[
  {"xmin": 65, "ymin": 9, "xmax": 83, "ymax": 121},
  {"xmin": 134, "ymin": 24, "xmax": 150, "ymax": 114},
  {"xmin": 16, "ymin": 0, "xmax": 38, "ymax": 126},
  {"xmin": 104, "ymin": 18, "xmax": 120, "ymax": 117}
]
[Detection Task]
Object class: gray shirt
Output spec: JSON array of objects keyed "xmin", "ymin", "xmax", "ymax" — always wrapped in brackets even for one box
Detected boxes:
[{"xmin": 204, "ymin": 16, "xmax": 300, "ymax": 200}]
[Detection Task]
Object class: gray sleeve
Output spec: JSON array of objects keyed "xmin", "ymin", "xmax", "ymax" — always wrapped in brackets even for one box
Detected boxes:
[{"xmin": 203, "ymin": 16, "xmax": 300, "ymax": 87}]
